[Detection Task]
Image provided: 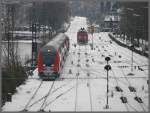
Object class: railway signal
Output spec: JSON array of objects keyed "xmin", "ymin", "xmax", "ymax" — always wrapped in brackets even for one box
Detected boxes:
[
  {"xmin": 105, "ymin": 56, "xmax": 111, "ymax": 64},
  {"xmin": 104, "ymin": 64, "xmax": 111, "ymax": 109},
  {"xmin": 104, "ymin": 56, "xmax": 111, "ymax": 109}
]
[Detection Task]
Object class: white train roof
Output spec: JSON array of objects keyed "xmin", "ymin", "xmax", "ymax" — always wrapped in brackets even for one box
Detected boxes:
[{"xmin": 45, "ymin": 33, "xmax": 68, "ymax": 50}]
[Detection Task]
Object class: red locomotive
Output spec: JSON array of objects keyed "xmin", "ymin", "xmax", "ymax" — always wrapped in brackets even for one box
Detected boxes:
[
  {"xmin": 37, "ymin": 33, "xmax": 69, "ymax": 80},
  {"xmin": 77, "ymin": 28, "xmax": 88, "ymax": 44}
]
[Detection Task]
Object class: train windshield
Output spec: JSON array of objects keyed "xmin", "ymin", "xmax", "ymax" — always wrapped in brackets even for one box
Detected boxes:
[{"xmin": 42, "ymin": 47, "xmax": 57, "ymax": 66}]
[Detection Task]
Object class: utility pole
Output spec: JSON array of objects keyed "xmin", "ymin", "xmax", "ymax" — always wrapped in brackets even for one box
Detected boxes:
[
  {"xmin": 4, "ymin": 3, "xmax": 15, "ymax": 67},
  {"xmin": 5, "ymin": 4, "xmax": 10, "ymax": 66},
  {"xmin": 31, "ymin": 2, "xmax": 37, "ymax": 69},
  {"xmin": 0, "ymin": 0, "xmax": 5, "ymax": 108}
]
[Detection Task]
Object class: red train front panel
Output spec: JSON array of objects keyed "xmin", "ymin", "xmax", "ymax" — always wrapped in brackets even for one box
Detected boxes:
[
  {"xmin": 37, "ymin": 47, "xmax": 60, "ymax": 79},
  {"xmin": 77, "ymin": 30, "xmax": 88, "ymax": 44},
  {"xmin": 37, "ymin": 37, "xmax": 69, "ymax": 80}
]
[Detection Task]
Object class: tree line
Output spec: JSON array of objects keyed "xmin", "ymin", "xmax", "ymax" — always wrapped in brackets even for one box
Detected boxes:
[
  {"xmin": 27, "ymin": 1, "xmax": 71, "ymax": 32},
  {"xmin": 1, "ymin": 1, "xmax": 71, "ymax": 106},
  {"xmin": 118, "ymin": 2, "xmax": 148, "ymax": 49}
]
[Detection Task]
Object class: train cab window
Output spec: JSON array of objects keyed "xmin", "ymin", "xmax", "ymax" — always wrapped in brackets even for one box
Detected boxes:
[{"xmin": 42, "ymin": 48, "xmax": 56, "ymax": 66}]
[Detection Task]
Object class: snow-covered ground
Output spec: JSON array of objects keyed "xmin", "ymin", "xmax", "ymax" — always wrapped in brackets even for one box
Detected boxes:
[{"xmin": 2, "ymin": 17, "xmax": 149, "ymax": 112}]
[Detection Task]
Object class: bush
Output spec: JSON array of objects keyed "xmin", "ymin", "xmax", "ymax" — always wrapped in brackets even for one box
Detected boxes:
[{"xmin": 2, "ymin": 62, "xmax": 27, "ymax": 106}]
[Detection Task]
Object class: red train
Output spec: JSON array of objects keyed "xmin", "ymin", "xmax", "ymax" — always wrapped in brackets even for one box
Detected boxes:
[
  {"xmin": 37, "ymin": 33, "xmax": 70, "ymax": 80},
  {"xmin": 77, "ymin": 28, "xmax": 88, "ymax": 44}
]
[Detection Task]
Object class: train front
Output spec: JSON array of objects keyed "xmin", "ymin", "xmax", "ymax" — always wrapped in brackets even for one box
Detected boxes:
[
  {"xmin": 77, "ymin": 28, "xmax": 88, "ymax": 44},
  {"xmin": 37, "ymin": 46, "xmax": 60, "ymax": 80}
]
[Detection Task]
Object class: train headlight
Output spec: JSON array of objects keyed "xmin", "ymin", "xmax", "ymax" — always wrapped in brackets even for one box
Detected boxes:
[{"xmin": 48, "ymin": 49, "xmax": 51, "ymax": 52}]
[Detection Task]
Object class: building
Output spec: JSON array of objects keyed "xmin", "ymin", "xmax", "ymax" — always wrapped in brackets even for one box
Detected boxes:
[{"xmin": 102, "ymin": 14, "xmax": 120, "ymax": 32}]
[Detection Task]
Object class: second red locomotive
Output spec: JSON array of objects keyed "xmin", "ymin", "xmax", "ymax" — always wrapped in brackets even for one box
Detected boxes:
[
  {"xmin": 77, "ymin": 28, "xmax": 88, "ymax": 44},
  {"xmin": 37, "ymin": 33, "xmax": 70, "ymax": 80}
]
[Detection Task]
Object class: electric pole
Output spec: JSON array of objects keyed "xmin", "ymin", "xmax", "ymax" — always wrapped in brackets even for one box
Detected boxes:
[{"xmin": 31, "ymin": 2, "xmax": 38, "ymax": 69}]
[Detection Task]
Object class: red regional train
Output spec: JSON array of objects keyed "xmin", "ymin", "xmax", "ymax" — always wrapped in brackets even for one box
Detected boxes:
[
  {"xmin": 77, "ymin": 28, "xmax": 88, "ymax": 44},
  {"xmin": 37, "ymin": 33, "xmax": 70, "ymax": 80}
]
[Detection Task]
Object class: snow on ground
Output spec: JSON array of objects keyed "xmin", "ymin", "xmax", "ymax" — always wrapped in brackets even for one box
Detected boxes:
[{"xmin": 2, "ymin": 16, "xmax": 149, "ymax": 112}]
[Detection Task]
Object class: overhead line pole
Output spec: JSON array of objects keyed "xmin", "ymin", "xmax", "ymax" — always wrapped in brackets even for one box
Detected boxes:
[{"xmin": 0, "ymin": 0, "xmax": 5, "ymax": 108}]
